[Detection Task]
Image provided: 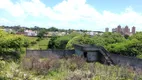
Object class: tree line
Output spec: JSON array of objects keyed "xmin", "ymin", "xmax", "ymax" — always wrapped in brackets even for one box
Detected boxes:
[{"xmin": 48, "ymin": 32, "xmax": 142, "ymax": 59}]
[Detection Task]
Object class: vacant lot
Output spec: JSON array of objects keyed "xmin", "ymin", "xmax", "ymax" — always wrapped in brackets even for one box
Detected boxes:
[{"xmin": 26, "ymin": 37, "xmax": 50, "ymax": 50}]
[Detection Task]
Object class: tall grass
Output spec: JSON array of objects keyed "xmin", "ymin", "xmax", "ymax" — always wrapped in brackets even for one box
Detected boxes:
[{"xmin": 0, "ymin": 55, "xmax": 142, "ymax": 80}]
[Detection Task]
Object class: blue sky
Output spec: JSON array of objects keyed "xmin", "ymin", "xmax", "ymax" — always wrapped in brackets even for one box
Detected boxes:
[{"xmin": 0, "ymin": 0, "xmax": 142, "ymax": 31}]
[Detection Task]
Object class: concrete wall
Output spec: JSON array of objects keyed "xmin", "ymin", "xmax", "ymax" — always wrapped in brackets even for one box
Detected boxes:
[
  {"xmin": 26, "ymin": 50, "xmax": 75, "ymax": 58},
  {"xmin": 87, "ymin": 52, "xmax": 99, "ymax": 62},
  {"xmin": 75, "ymin": 49, "xmax": 84, "ymax": 56},
  {"xmin": 110, "ymin": 53, "xmax": 142, "ymax": 68},
  {"xmin": 26, "ymin": 49, "xmax": 142, "ymax": 68}
]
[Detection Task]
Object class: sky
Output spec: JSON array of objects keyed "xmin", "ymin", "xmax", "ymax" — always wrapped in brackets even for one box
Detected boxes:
[{"xmin": 0, "ymin": 0, "xmax": 142, "ymax": 31}]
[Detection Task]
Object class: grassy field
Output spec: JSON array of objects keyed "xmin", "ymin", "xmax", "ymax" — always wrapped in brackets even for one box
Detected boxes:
[
  {"xmin": 26, "ymin": 37, "xmax": 50, "ymax": 50},
  {"xmin": 0, "ymin": 56, "xmax": 142, "ymax": 80}
]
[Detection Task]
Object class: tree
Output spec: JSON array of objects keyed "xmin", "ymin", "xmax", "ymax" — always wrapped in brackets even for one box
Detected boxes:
[
  {"xmin": 47, "ymin": 27, "xmax": 58, "ymax": 31},
  {"xmin": 37, "ymin": 30, "xmax": 46, "ymax": 39},
  {"xmin": 66, "ymin": 35, "xmax": 94, "ymax": 49},
  {"xmin": 18, "ymin": 28, "xmax": 24, "ymax": 32},
  {"xmin": 47, "ymin": 32, "xmax": 81, "ymax": 49},
  {"xmin": 130, "ymin": 32, "xmax": 142, "ymax": 41},
  {"xmin": 124, "ymin": 34, "xmax": 129, "ymax": 39},
  {"xmin": 48, "ymin": 36, "xmax": 58, "ymax": 49},
  {"xmin": 54, "ymin": 36, "xmax": 72, "ymax": 49},
  {"xmin": 106, "ymin": 39, "xmax": 142, "ymax": 56},
  {"xmin": 92, "ymin": 32, "xmax": 125, "ymax": 46},
  {"xmin": 0, "ymin": 30, "xmax": 28, "ymax": 55}
]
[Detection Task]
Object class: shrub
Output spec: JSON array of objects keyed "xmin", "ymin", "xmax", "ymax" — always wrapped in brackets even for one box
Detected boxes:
[
  {"xmin": 66, "ymin": 35, "xmax": 94, "ymax": 49},
  {"xmin": 22, "ymin": 54, "xmax": 61, "ymax": 75},
  {"xmin": 106, "ymin": 39, "xmax": 142, "ymax": 56},
  {"xmin": 36, "ymin": 38, "xmax": 41, "ymax": 41},
  {"xmin": 31, "ymin": 41, "xmax": 37, "ymax": 45},
  {"xmin": 0, "ymin": 57, "xmax": 142, "ymax": 80}
]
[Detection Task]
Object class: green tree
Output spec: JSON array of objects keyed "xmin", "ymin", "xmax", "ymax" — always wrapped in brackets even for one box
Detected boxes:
[
  {"xmin": 48, "ymin": 36, "xmax": 58, "ymax": 49},
  {"xmin": 106, "ymin": 39, "xmax": 142, "ymax": 56},
  {"xmin": 47, "ymin": 27, "xmax": 58, "ymax": 31},
  {"xmin": 66, "ymin": 35, "xmax": 94, "ymax": 49},
  {"xmin": 54, "ymin": 36, "xmax": 72, "ymax": 49},
  {"xmin": 37, "ymin": 30, "xmax": 46, "ymax": 39},
  {"xmin": 130, "ymin": 32, "xmax": 142, "ymax": 41},
  {"xmin": 0, "ymin": 30, "xmax": 29, "ymax": 60},
  {"xmin": 48, "ymin": 32, "xmax": 81, "ymax": 49},
  {"xmin": 92, "ymin": 32, "xmax": 125, "ymax": 46},
  {"xmin": 18, "ymin": 28, "xmax": 24, "ymax": 32},
  {"xmin": 124, "ymin": 34, "xmax": 129, "ymax": 39}
]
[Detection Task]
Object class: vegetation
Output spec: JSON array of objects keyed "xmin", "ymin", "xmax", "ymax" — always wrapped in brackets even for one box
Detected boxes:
[
  {"xmin": 0, "ymin": 56, "xmax": 142, "ymax": 80},
  {"xmin": 48, "ymin": 32, "xmax": 81, "ymax": 49},
  {"xmin": 66, "ymin": 35, "xmax": 94, "ymax": 49},
  {"xmin": 26, "ymin": 37, "xmax": 49, "ymax": 50},
  {"xmin": 47, "ymin": 32, "xmax": 142, "ymax": 58},
  {"xmin": 1, "ymin": 29, "xmax": 142, "ymax": 79},
  {"xmin": 92, "ymin": 32, "xmax": 125, "ymax": 46},
  {"xmin": 106, "ymin": 39, "xmax": 142, "ymax": 56},
  {"xmin": 37, "ymin": 29, "xmax": 46, "ymax": 39},
  {"xmin": 0, "ymin": 30, "xmax": 28, "ymax": 60}
]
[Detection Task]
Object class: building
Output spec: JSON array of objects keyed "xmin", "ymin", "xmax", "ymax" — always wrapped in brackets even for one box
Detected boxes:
[
  {"xmin": 105, "ymin": 28, "xmax": 109, "ymax": 32},
  {"xmin": 124, "ymin": 26, "xmax": 130, "ymax": 35},
  {"xmin": 4, "ymin": 28, "xmax": 13, "ymax": 33},
  {"xmin": 112, "ymin": 25, "xmax": 136, "ymax": 35},
  {"xmin": 112, "ymin": 28, "xmax": 117, "ymax": 32},
  {"xmin": 16, "ymin": 32, "xmax": 25, "ymax": 35},
  {"xmin": 121, "ymin": 28, "xmax": 125, "ymax": 34},
  {"xmin": 132, "ymin": 26, "xmax": 136, "ymax": 34},
  {"xmin": 24, "ymin": 30, "xmax": 37, "ymax": 36},
  {"xmin": 93, "ymin": 31, "xmax": 104, "ymax": 35},
  {"xmin": 117, "ymin": 25, "xmax": 121, "ymax": 33},
  {"xmin": 73, "ymin": 44, "xmax": 114, "ymax": 64}
]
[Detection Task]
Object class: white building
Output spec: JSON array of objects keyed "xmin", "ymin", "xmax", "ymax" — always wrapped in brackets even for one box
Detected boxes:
[
  {"xmin": 4, "ymin": 28, "xmax": 13, "ymax": 33},
  {"xmin": 24, "ymin": 30, "xmax": 37, "ymax": 36}
]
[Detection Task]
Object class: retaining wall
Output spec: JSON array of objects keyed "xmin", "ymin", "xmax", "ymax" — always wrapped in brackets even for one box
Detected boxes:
[
  {"xmin": 26, "ymin": 49, "xmax": 142, "ymax": 68},
  {"xmin": 110, "ymin": 53, "xmax": 142, "ymax": 68},
  {"xmin": 26, "ymin": 49, "xmax": 75, "ymax": 58}
]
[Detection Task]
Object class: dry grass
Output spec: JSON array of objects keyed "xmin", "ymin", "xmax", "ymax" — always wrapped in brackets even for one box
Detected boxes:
[{"xmin": 20, "ymin": 55, "xmax": 142, "ymax": 80}]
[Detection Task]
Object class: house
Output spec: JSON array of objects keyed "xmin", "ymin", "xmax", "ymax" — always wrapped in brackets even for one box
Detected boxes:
[
  {"xmin": 93, "ymin": 31, "xmax": 104, "ymax": 35},
  {"xmin": 85, "ymin": 31, "xmax": 104, "ymax": 36},
  {"xmin": 24, "ymin": 30, "xmax": 37, "ymax": 36},
  {"xmin": 4, "ymin": 28, "xmax": 13, "ymax": 33},
  {"xmin": 16, "ymin": 32, "xmax": 25, "ymax": 35}
]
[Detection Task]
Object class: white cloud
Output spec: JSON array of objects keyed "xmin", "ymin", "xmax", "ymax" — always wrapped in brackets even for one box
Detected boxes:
[
  {"xmin": 0, "ymin": 0, "xmax": 142, "ymax": 31},
  {"xmin": 0, "ymin": 0, "xmax": 25, "ymax": 17}
]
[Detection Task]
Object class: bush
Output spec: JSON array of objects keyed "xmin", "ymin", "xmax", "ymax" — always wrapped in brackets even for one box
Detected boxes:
[
  {"xmin": 48, "ymin": 36, "xmax": 58, "ymax": 49},
  {"xmin": 66, "ymin": 35, "xmax": 94, "ymax": 49},
  {"xmin": 54, "ymin": 36, "xmax": 72, "ymax": 49},
  {"xmin": 106, "ymin": 39, "xmax": 142, "ymax": 56},
  {"xmin": 36, "ymin": 38, "xmax": 41, "ymax": 41},
  {"xmin": 0, "ymin": 30, "xmax": 28, "ymax": 59},
  {"xmin": 31, "ymin": 41, "xmax": 37, "ymax": 45},
  {"xmin": 92, "ymin": 32, "xmax": 125, "ymax": 46},
  {"xmin": 22, "ymin": 54, "xmax": 61, "ymax": 75}
]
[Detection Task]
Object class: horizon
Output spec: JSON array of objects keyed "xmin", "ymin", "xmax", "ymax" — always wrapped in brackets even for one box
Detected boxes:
[
  {"xmin": 0, "ymin": 0, "xmax": 142, "ymax": 31},
  {"xmin": 1, "ymin": 25, "xmax": 137, "ymax": 32}
]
